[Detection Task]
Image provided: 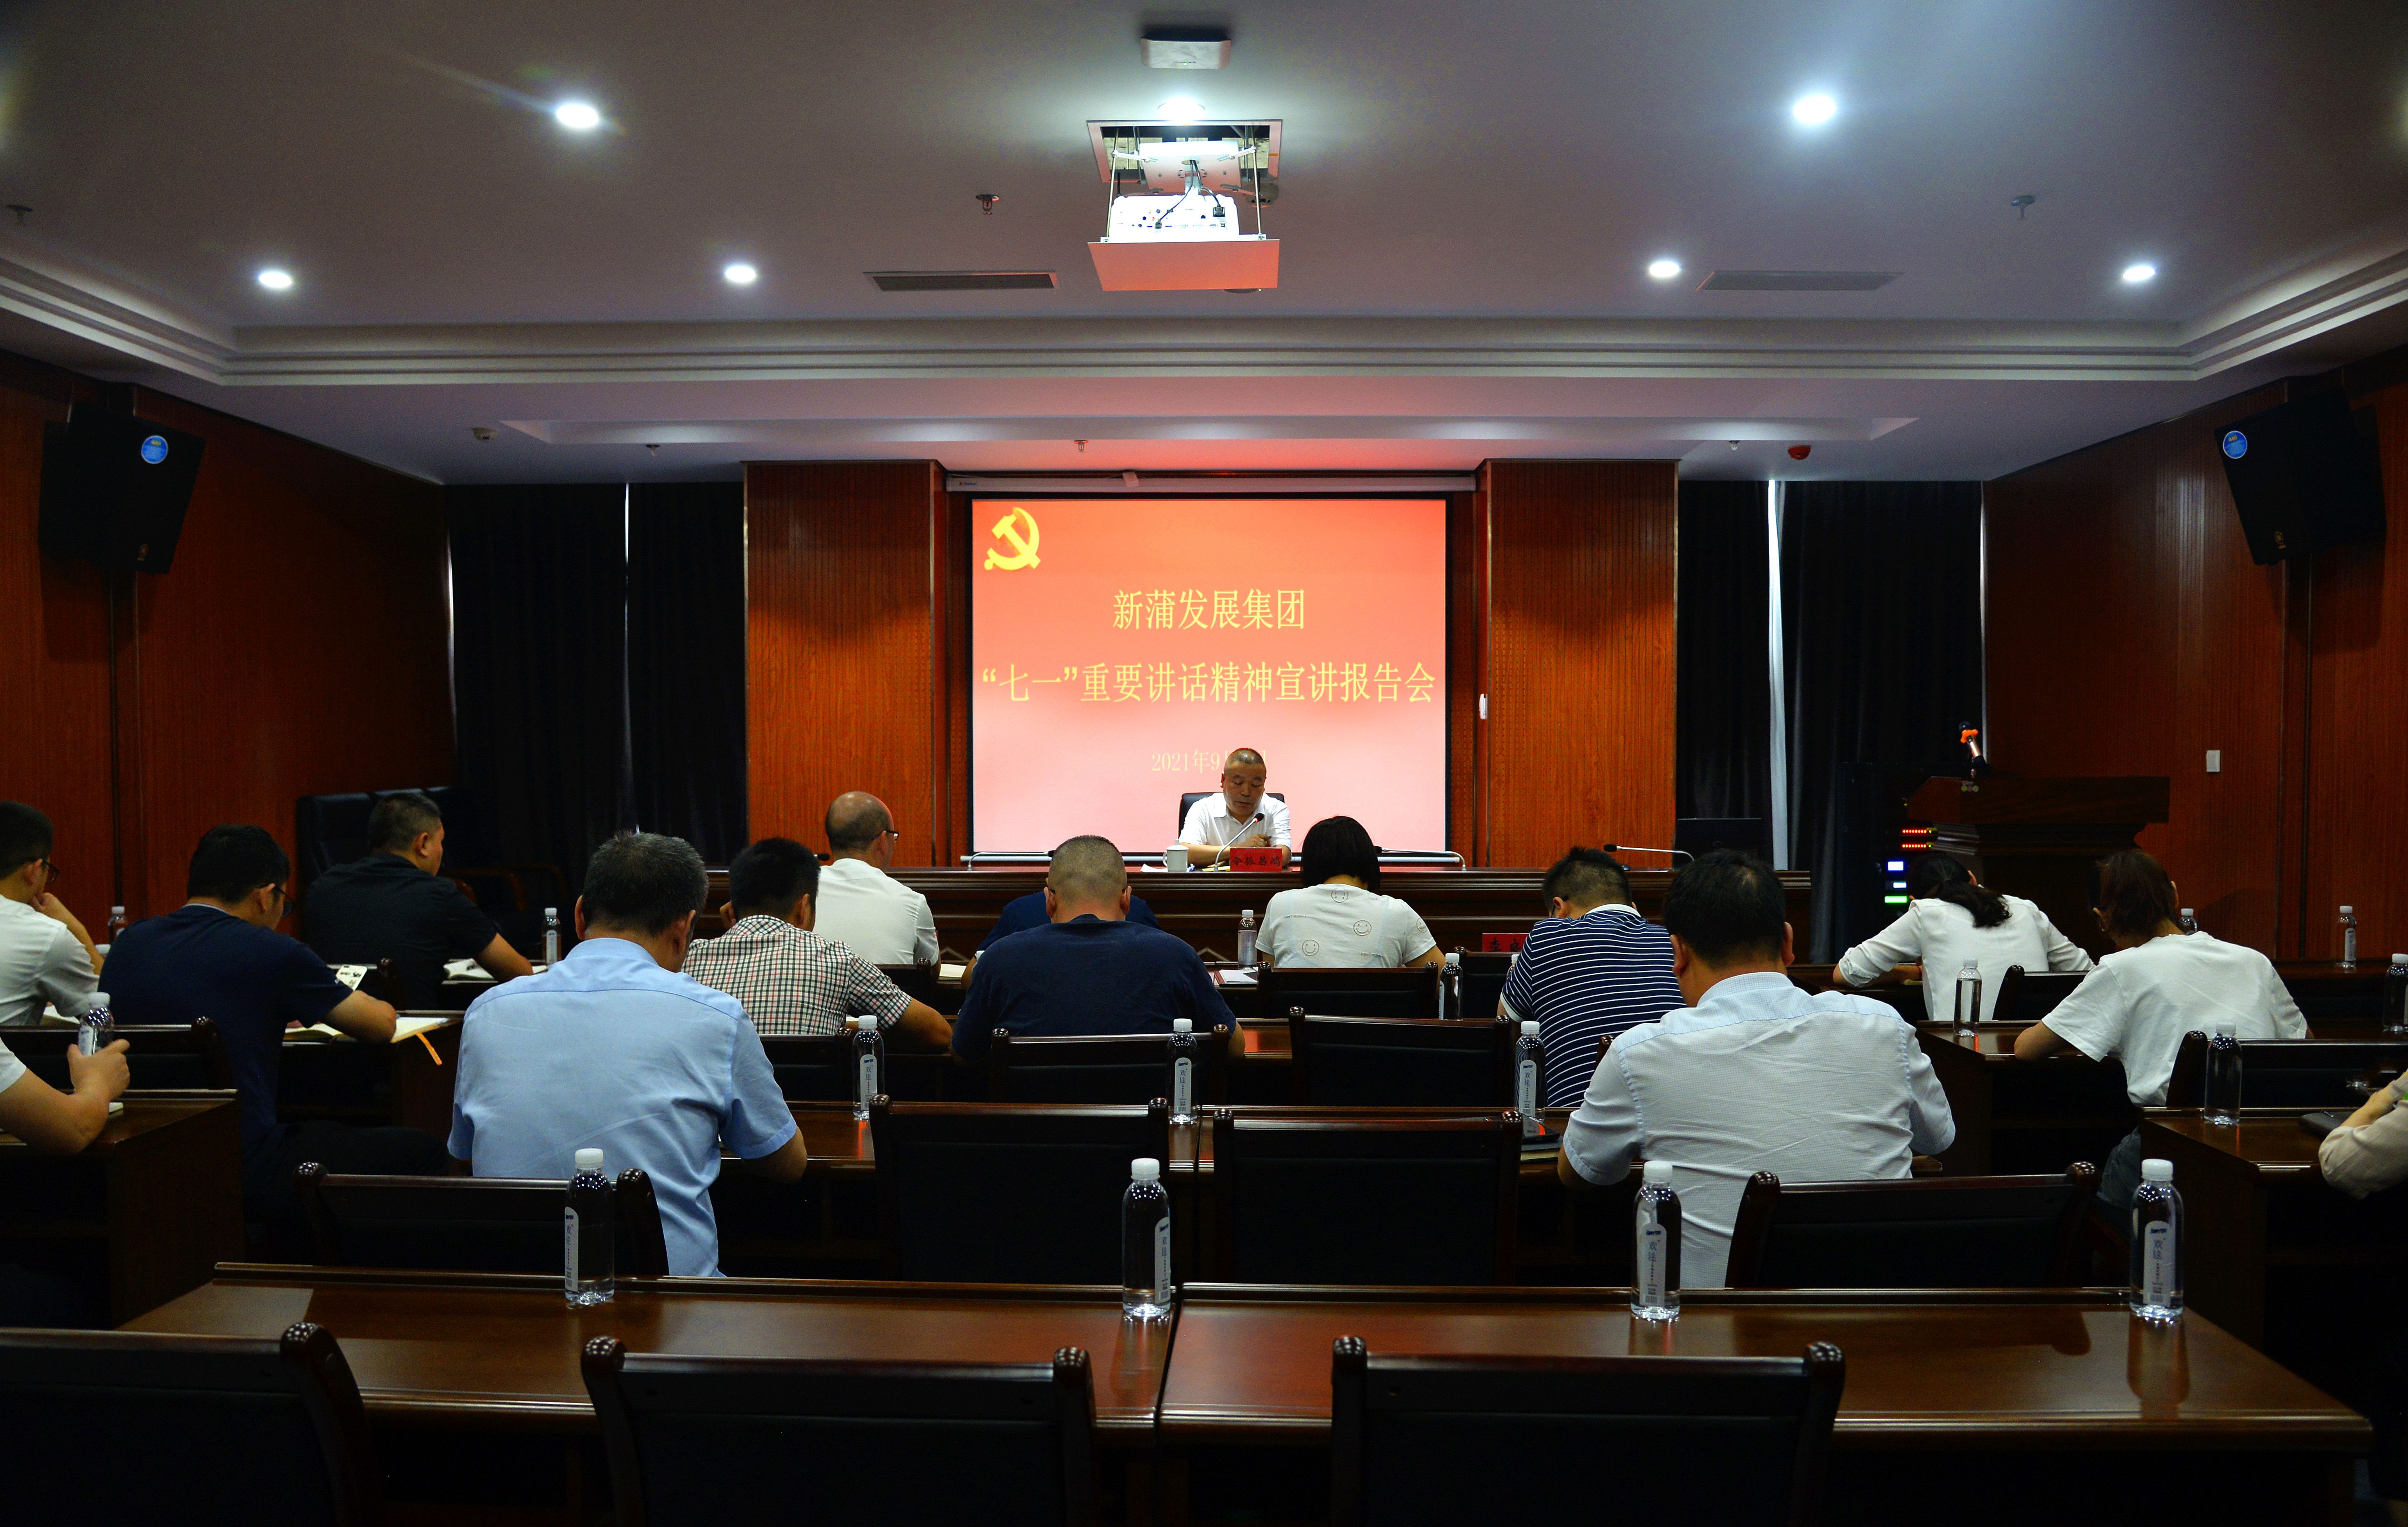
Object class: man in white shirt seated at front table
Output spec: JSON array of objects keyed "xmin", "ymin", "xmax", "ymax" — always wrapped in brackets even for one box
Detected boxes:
[
  {"xmin": 1556, "ymin": 849, "xmax": 1955, "ymax": 1287},
  {"xmin": 1178, "ymin": 748, "xmax": 1292, "ymax": 868},
  {"xmin": 810, "ymin": 791, "xmax": 939, "ymax": 967}
]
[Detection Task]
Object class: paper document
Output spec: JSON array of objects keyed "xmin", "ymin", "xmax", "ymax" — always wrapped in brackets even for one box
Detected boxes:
[
  {"xmin": 332, "ymin": 964, "xmax": 369, "ymax": 990},
  {"xmin": 293, "ymin": 1014, "xmax": 453, "ymax": 1043},
  {"xmin": 937, "ymin": 963, "xmax": 967, "ymax": 983},
  {"xmin": 1216, "ymin": 969, "xmax": 1258, "ymax": 988}
]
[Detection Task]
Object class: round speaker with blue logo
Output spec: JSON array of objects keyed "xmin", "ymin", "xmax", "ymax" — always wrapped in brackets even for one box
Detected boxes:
[
  {"xmin": 2220, "ymin": 429, "xmax": 2247, "ymax": 460},
  {"xmin": 139, "ymin": 434, "xmax": 169, "ymax": 465}
]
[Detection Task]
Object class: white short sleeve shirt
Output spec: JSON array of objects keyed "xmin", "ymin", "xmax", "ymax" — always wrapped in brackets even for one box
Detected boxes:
[
  {"xmin": 2040, "ymin": 932, "xmax": 2308, "ymax": 1106},
  {"xmin": 1180, "ymin": 793, "xmax": 1292, "ymax": 849},
  {"xmin": 1261, "ymin": 884, "xmax": 1437, "ymax": 969},
  {"xmin": 1834, "ymin": 895, "xmax": 2093, "ymax": 1023},
  {"xmin": 0, "ymin": 896, "xmax": 98, "ymax": 1027},
  {"xmin": 808, "ymin": 858, "xmax": 939, "ymax": 967}
]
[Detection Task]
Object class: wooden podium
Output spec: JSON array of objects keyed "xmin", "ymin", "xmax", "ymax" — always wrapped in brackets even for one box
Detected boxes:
[{"xmin": 1907, "ymin": 776, "xmax": 2170, "ymax": 958}]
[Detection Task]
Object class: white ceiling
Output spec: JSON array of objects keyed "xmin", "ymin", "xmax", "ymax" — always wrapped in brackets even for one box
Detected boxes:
[{"xmin": 2, "ymin": 0, "xmax": 2405, "ymax": 482}]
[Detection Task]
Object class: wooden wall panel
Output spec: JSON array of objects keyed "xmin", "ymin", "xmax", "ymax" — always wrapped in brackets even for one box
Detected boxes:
[
  {"xmin": 1480, "ymin": 460, "xmax": 1679, "ymax": 867},
  {"xmin": 1445, "ymin": 492, "xmax": 1481, "ymax": 858},
  {"xmin": 746, "ymin": 462, "xmax": 942, "ymax": 865}
]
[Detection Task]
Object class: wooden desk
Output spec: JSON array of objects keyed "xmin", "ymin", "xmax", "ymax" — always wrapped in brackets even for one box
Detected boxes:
[
  {"xmin": 2280, "ymin": 961, "xmax": 2390, "ymax": 1024},
  {"xmin": 1917, "ymin": 1023, "xmax": 2136, "ymax": 1176},
  {"xmin": 0, "ymin": 1092, "xmax": 243, "ymax": 1322},
  {"xmin": 279, "ymin": 1016, "xmax": 462, "ymax": 1137}
]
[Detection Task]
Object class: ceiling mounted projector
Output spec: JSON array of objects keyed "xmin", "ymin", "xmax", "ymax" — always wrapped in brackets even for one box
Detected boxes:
[{"xmin": 1086, "ymin": 119, "xmax": 1280, "ymax": 292}]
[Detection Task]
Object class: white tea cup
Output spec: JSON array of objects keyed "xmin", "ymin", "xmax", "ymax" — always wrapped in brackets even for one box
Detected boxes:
[{"xmin": 1163, "ymin": 844, "xmax": 1190, "ymax": 872}]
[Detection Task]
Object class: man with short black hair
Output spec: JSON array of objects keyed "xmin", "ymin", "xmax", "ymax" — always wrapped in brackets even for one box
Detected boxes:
[
  {"xmin": 1500, "ymin": 847, "xmax": 1684, "ymax": 1105},
  {"xmin": 1557, "ymin": 850, "xmax": 1953, "ymax": 1286},
  {"xmin": 302, "ymin": 791, "xmax": 532, "ymax": 1008},
  {"xmin": 811, "ymin": 791, "xmax": 938, "ymax": 965},
  {"xmin": 954, "ymin": 835, "xmax": 1237, "ymax": 1065},
  {"xmin": 685, "ymin": 837, "xmax": 951, "ymax": 1045},
  {"xmin": 0, "ymin": 802, "xmax": 101, "ymax": 1027},
  {"xmin": 450, "ymin": 832, "xmax": 807, "ymax": 1277},
  {"xmin": 104, "ymin": 825, "xmax": 440, "ymax": 1220}
]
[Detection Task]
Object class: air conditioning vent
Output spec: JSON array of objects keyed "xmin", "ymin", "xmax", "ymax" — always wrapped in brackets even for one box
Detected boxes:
[
  {"xmin": 1698, "ymin": 270, "xmax": 1901, "ymax": 292},
  {"xmin": 865, "ymin": 270, "xmax": 1058, "ymax": 292}
]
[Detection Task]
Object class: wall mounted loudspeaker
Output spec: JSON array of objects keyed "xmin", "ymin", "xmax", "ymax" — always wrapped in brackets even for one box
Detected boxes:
[
  {"xmin": 2216, "ymin": 391, "xmax": 2385, "ymax": 565},
  {"xmin": 38, "ymin": 408, "xmax": 205, "ymax": 574}
]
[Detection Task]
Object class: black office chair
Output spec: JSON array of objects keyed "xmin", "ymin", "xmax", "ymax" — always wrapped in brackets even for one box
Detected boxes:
[
  {"xmin": 1206, "ymin": 1109, "xmax": 1521, "ymax": 1284},
  {"xmin": 1992, "ymin": 965, "xmax": 2086, "ymax": 1025},
  {"xmin": 583, "ymin": 1337, "xmax": 1098, "ymax": 1527},
  {"xmin": 0, "ymin": 1018, "xmax": 233, "ymax": 1092},
  {"xmin": 869, "ymin": 1100, "xmax": 1171, "ymax": 1283},
  {"xmin": 1723, "ymin": 1165, "xmax": 2100, "ymax": 1289},
  {"xmin": 990, "ymin": 1029, "xmax": 1227, "ymax": 1105},
  {"xmin": 1259, "ymin": 966, "xmax": 1440, "ymax": 1020},
  {"xmin": 1444, "ymin": 952, "xmax": 1514, "ymax": 1021},
  {"xmin": 1329, "ymin": 1338, "xmax": 1844, "ymax": 1527},
  {"xmin": 1287, "ymin": 1010, "xmax": 1515, "ymax": 1106},
  {"xmin": 0, "ymin": 1322, "xmax": 381, "ymax": 1525},
  {"xmin": 2164, "ymin": 1036, "xmax": 2408, "ymax": 1110},
  {"xmin": 1177, "ymin": 791, "xmax": 1286, "ymax": 833},
  {"xmin": 293, "ymin": 1165, "xmax": 671, "ymax": 1278}
]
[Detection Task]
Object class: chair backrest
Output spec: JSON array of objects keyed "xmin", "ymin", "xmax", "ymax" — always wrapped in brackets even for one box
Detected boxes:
[
  {"xmin": 1259, "ymin": 965, "xmax": 1439, "ymax": 1020},
  {"xmin": 0, "ymin": 1323, "xmax": 380, "ymax": 1526},
  {"xmin": 1207, "ymin": 1110, "xmax": 1520, "ymax": 1284},
  {"xmin": 1177, "ymin": 791, "xmax": 1286, "ymax": 831},
  {"xmin": 1992, "ymin": 966, "xmax": 2084, "ymax": 1025},
  {"xmin": 1330, "ymin": 1338, "xmax": 1842, "ymax": 1527},
  {"xmin": 583, "ymin": 1337, "xmax": 1097, "ymax": 1527},
  {"xmin": 294, "ymin": 787, "xmax": 468, "ymax": 894},
  {"xmin": 1444, "ymin": 952, "xmax": 1514, "ymax": 1021},
  {"xmin": 0, "ymin": 1018, "xmax": 234, "ymax": 1091},
  {"xmin": 2165, "ymin": 1035, "xmax": 2408, "ymax": 1109},
  {"xmin": 989, "ymin": 1029, "xmax": 1227, "ymax": 1105},
  {"xmin": 1287, "ymin": 1010, "xmax": 1513, "ymax": 1106},
  {"xmin": 294, "ymin": 1166, "xmax": 670, "ymax": 1278},
  {"xmin": 879, "ymin": 965, "xmax": 940, "ymax": 1006},
  {"xmin": 757, "ymin": 1034, "xmax": 854, "ymax": 1101},
  {"xmin": 869, "ymin": 1100, "xmax": 1172, "ymax": 1283},
  {"xmin": 1723, "ymin": 1165, "xmax": 2099, "ymax": 1289}
]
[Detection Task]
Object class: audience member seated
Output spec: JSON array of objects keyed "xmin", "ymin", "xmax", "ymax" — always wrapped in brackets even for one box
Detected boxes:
[
  {"xmin": 1259, "ymin": 816, "xmax": 1440, "ymax": 970},
  {"xmin": 685, "ymin": 837, "xmax": 950, "ymax": 1046},
  {"xmin": 2322, "ymin": 1075, "xmax": 2408, "ymax": 1198},
  {"xmin": 2013, "ymin": 849, "xmax": 2306, "ymax": 1210},
  {"xmin": 979, "ymin": 883, "xmax": 1159, "ymax": 954},
  {"xmin": 953, "ymin": 835, "xmax": 1236, "ymax": 1066},
  {"xmin": 1179, "ymin": 746, "xmax": 1292, "ymax": 868},
  {"xmin": 1557, "ymin": 850, "xmax": 1954, "ymax": 1286},
  {"xmin": 811, "ymin": 791, "xmax": 938, "ymax": 965},
  {"xmin": 0, "ymin": 802, "xmax": 101, "ymax": 1027},
  {"xmin": 0, "ymin": 1014, "xmax": 128, "ymax": 1324},
  {"xmin": 299, "ymin": 791, "xmax": 533, "ymax": 1008},
  {"xmin": 449, "ymin": 831, "xmax": 807, "ymax": 1276},
  {"xmin": 2320, "ymin": 1076, "xmax": 2408, "ymax": 1522},
  {"xmin": 1833, "ymin": 854, "xmax": 2091, "ymax": 1021},
  {"xmin": 105, "ymin": 825, "xmax": 441, "ymax": 1221},
  {"xmin": 1500, "ymin": 847, "xmax": 1684, "ymax": 1106}
]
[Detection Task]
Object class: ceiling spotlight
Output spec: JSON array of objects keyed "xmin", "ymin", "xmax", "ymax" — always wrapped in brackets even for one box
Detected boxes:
[
  {"xmin": 2121, "ymin": 262, "xmax": 2157, "ymax": 283},
  {"xmin": 1647, "ymin": 258, "xmax": 1682, "ymax": 281},
  {"xmin": 256, "ymin": 268, "xmax": 294, "ymax": 290},
  {"xmin": 554, "ymin": 100, "xmax": 602, "ymax": 131},
  {"xmin": 1790, "ymin": 93, "xmax": 1838, "ymax": 127},
  {"xmin": 1159, "ymin": 95, "xmax": 1204, "ymax": 124},
  {"xmin": 722, "ymin": 262, "xmax": 758, "ymax": 285}
]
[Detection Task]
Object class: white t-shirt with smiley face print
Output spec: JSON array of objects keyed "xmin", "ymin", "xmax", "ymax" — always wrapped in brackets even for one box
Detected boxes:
[{"xmin": 1260, "ymin": 883, "xmax": 1436, "ymax": 969}]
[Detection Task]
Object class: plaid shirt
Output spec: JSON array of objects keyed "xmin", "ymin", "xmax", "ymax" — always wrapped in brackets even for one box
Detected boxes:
[{"xmin": 682, "ymin": 916, "xmax": 913, "ymax": 1037}]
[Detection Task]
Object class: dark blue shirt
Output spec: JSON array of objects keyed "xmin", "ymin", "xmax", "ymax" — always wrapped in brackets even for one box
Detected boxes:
[
  {"xmin": 953, "ymin": 915, "xmax": 1231, "ymax": 1063},
  {"xmin": 1499, "ymin": 903, "xmax": 1685, "ymax": 1107},
  {"xmin": 978, "ymin": 891, "xmax": 1159, "ymax": 952},
  {"xmin": 104, "ymin": 904, "xmax": 353, "ymax": 1160}
]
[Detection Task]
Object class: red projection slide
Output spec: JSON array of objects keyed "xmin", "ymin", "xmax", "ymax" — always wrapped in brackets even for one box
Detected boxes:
[{"xmin": 971, "ymin": 498, "xmax": 1448, "ymax": 854}]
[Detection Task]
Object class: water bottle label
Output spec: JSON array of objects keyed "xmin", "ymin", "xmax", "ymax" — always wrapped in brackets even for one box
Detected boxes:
[
  {"xmin": 1639, "ymin": 1217, "xmax": 1668, "ymax": 1305},
  {"xmin": 858, "ymin": 1051, "xmax": 878, "ymax": 1105},
  {"xmin": 1152, "ymin": 1214, "xmax": 1173, "ymax": 1295},
  {"xmin": 1173, "ymin": 1056, "xmax": 1193, "ymax": 1116},
  {"xmin": 1516, "ymin": 1055, "xmax": 1538, "ymax": 1117},
  {"xmin": 563, "ymin": 1207, "xmax": 579, "ymax": 1292},
  {"xmin": 2143, "ymin": 1221, "xmax": 2174, "ymax": 1307}
]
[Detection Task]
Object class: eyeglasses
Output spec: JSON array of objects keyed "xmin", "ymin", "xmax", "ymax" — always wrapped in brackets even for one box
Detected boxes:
[{"xmin": 36, "ymin": 859, "xmax": 60, "ymax": 880}]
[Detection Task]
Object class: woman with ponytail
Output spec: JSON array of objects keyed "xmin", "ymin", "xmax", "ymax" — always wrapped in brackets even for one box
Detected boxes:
[{"xmin": 1833, "ymin": 854, "xmax": 2092, "ymax": 1023}]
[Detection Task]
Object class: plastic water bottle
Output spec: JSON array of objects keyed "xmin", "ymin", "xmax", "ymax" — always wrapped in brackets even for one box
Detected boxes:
[
  {"xmin": 2383, "ymin": 953, "xmax": 2408, "ymax": 1037},
  {"xmin": 565, "ymin": 1148, "xmax": 614, "ymax": 1306},
  {"xmin": 2204, "ymin": 1020, "xmax": 2243, "ymax": 1125},
  {"xmin": 1514, "ymin": 1020, "xmax": 1544, "ymax": 1137},
  {"xmin": 2178, "ymin": 907, "xmax": 2198, "ymax": 935},
  {"xmin": 542, "ymin": 906, "xmax": 561, "ymax": 967},
  {"xmin": 1633, "ymin": 1160, "xmax": 1681, "ymax": 1320},
  {"xmin": 2340, "ymin": 906, "xmax": 2359, "ymax": 970},
  {"xmin": 1441, "ymin": 950, "xmax": 1462, "ymax": 1019},
  {"xmin": 1953, "ymin": 960, "xmax": 1983, "ymax": 1033},
  {"xmin": 2129, "ymin": 1158, "xmax": 2183, "ymax": 1322},
  {"xmin": 1121, "ymin": 1157, "xmax": 1172, "ymax": 1322},
  {"xmin": 76, "ymin": 991, "xmax": 113, "ymax": 1058},
  {"xmin": 1166, "ymin": 1018, "xmax": 1199, "ymax": 1126},
  {"xmin": 849, "ymin": 1016, "xmax": 883, "ymax": 1121},
  {"xmin": 1236, "ymin": 909, "xmax": 1257, "ymax": 967},
  {"xmin": 104, "ymin": 906, "xmax": 127, "ymax": 953}
]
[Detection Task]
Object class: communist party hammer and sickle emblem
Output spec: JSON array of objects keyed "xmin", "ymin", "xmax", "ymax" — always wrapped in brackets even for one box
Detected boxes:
[{"xmin": 984, "ymin": 506, "xmax": 1041, "ymax": 570}]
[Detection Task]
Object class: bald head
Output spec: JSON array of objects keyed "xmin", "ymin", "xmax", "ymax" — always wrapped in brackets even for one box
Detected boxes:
[
  {"xmin": 1227, "ymin": 748, "xmax": 1264, "ymax": 770},
  {"xmin": 1046, "ymin": 835, "xmax": 1129, "ymax": 919},
  {"xmin": 826, "ymin": 792, "xmax": 894, "ymax": 859}
]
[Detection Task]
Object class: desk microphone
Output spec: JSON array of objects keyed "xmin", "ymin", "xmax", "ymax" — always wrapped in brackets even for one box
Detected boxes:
[{"xmin": 1227, "ymin": 812, "xmax": 1265, "ymax": 851}]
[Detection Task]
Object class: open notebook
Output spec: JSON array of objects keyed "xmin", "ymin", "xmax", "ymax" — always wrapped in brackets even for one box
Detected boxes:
[{"xmin": 293, "ymin": 1013, "xmax": 453, "ymax": 1043}]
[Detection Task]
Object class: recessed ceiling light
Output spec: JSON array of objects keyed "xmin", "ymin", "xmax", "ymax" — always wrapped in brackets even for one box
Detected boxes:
[
  {"xmin": 1159, "ymin": 95, "xmax": 1203, "ymax": 124},
  {"xmin": 554, "ymin": 100, "xmax": 602, "ymax": 131},
  {"xmin": 256, "ymin": 268, "xmax": 294, "ymax": 290},
  {"xmin": 723, "ymin": 262, "xmax": 758, "ymax": 285},
  {"xmin": 2121, "ymin": 262, "xmax": 2157, "ymax": 283},
  {"xmin": 1647, "ymin": 258, "xmax": 1682, "ymax": 281},
  {"xmin": 1790, "ymin": 93, "xmax": 1838, "ymax": 127}
]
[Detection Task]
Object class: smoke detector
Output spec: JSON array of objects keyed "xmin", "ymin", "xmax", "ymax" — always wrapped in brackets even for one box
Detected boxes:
[{"xmin": 1086, "ymin": 119, "xmax": 1280, "ymax": 291}]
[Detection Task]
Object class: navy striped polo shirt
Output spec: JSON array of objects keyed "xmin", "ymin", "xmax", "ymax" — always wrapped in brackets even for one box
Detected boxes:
[{"xmin": 1499, "ymin": 903, "xmax": 1685, "ymax": 1107}]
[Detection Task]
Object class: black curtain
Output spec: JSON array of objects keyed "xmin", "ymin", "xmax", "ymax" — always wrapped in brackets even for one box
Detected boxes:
[
  {"xmin": 1780, "ymin": 482, "xmax": 1985, "ymax": 959},
  {"xmin": 447, "ymin": 485, "xmax": 631, "ymax": 897},
  {"xmin": 1675, "ymin": 480, "xmax": 1772, "ymax": 822},
  {"xmin": 628, "ymin": 483, "xmax": 747, "ymax": 860}
]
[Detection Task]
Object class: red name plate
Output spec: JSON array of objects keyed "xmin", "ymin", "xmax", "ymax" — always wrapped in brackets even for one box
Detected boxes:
[
  {"xmin": 1227, "ymin": 847, "xmax": 1285, "ymax": 872},
  {"xmin": 1480, "ymin": 933, "xmax": 1529, "ymax": 953}
]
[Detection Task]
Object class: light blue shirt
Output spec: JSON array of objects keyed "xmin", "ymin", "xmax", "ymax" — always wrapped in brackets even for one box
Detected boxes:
[{"xmin": 448, "ymin": 937, "xmax": 797, "ymax": 1277}]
